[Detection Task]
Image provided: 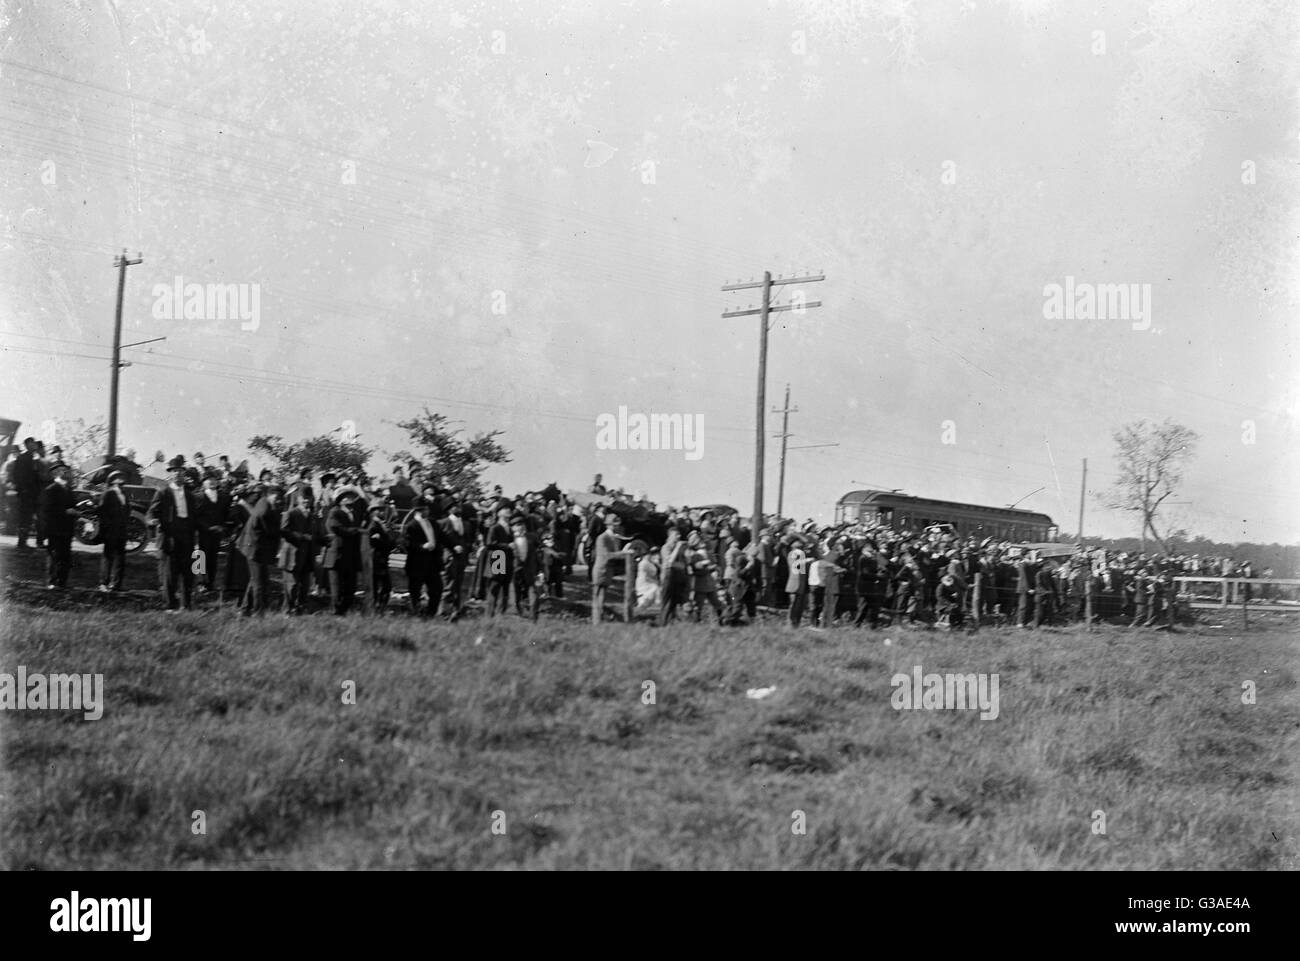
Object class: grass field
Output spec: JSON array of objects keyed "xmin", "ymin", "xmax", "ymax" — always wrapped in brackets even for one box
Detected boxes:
[{"xmin": 2, "ymin": 581, "xmax": 1296, "ymax": 870}]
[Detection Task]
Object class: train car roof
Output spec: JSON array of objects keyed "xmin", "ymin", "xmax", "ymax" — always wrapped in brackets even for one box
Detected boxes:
[{"xmin": 836, "ymin": 489, "xmax": 1054, "ymax": 523}]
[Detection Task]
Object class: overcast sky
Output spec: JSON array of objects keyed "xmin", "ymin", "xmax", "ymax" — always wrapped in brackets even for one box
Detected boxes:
[{"xmin": 2, "ymin": 0, "xmax": 1297, "ymax": 542}]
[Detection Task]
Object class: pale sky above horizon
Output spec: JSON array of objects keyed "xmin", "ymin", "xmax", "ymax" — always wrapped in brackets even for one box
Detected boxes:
[{"xmin": 2, "ymin": 0, "xmax": 1297, "ymax": 542}]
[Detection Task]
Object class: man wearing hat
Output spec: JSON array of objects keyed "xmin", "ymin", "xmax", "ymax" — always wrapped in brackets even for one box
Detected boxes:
[
  {"xmin": 436, "ymin": 501, "xmax": 471, "ymax": 621},
  {"xmin": 10, "ymin": 436, "xmax": 41, "ymax": 550},
  {"xmin": 194, "ymin": 475, "xmax": 230, "ymax": 594},
  {"xmin": 279, "ymin": 486, "xmax": 316, "ymax": 614},
  {"xmin": 39, "ymin": 462, "xmax": 78, "ymax": 589},
  {"xmin": 146, "ymin": 456, "xmax": 199, "ymax": 611},
  {"xmin": 98, "ymin": 471, "xmax": 131, "ymax": 592},
  {"xmin": 852, "ymin": 542, "xmax": 884, "ymax": 629},
  {"xmin": 322, "ymin": 488, "xmax": 363, "ymax": 615},
  {"xmin": 402, "ymin": 497, "xmax": 441, "ymax": 616},
  {"xmin": 239, "ymin": 484, "xmax": 283, "ymax": 616},
  {"xmin": 367, "ymin": 501, "xmax": 395, "ymax": 611}
]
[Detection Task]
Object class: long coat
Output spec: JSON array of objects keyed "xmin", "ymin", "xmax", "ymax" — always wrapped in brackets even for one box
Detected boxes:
[
  {"xmin": 40, "ymin": 481, "xmax": 78, "ymax": 538},
  {"xmin": 146, "ymin": 485, "xmax": 199, "ymax": 555},
  {"xmin": 97, "ymin": 486, "xmax": 132, "ymax": 541},
  {"xmin": 321, "ymin": 505, "xmax": 362, "ymax": 571},
  {"xmin": 238, "ymin": 499, "xmax": 282, "ymax": 566},
  {"xmin": 279, "ymin": 506, "xmax": 315, "ymax": 573}
]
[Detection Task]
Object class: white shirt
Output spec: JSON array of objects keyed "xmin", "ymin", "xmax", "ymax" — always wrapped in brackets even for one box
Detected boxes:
[{"xmin": 170, "ymin": 484, "xmax": 188, "ymax": 518}]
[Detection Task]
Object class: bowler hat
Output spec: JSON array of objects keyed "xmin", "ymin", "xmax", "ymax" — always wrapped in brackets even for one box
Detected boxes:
[{"xmin": 166, "ymin": 455, "xmax": 186, "ymax": 472}]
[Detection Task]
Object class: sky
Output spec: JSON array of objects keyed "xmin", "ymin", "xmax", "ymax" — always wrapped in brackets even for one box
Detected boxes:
[{"xmin": 1, "ymin": 0, "xmax": 1297, "ymax": 543}]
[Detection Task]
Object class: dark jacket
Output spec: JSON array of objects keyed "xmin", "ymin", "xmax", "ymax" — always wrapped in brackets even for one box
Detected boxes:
[
  {"xmin": 238, "ymin": 499, "xmax": 282, "ymax": 565},
  {"xmin": 147, "ymin": 485, "xmax": 199, "ymax": 554},
  {"xmin": 402, "ymin": 514, "xmax": 439, "ymax": 570},
  {"xmin": 854, "ymin": 555, "xmax": 882, "ymax": 598},
  {"xmin": 322, "ymin": 505, "xmax": 362, "ymax": 571},
  {"xmin": 11, "ymin": 450, "xmax": 38, "ymax": 494},
  {"xmin": 512, "ymin": 530, "xmax": 542, "ymax": 583},
  {"xmin": 437, "ymin": 514, "xmax": 472, "ymax": 558},
  {"xmin": 194, "ymin": 488, "xmax": 231, "ymax": 534},
  {"xmin": 1034, "ymin": 566, "xmax": 1058, "ymax": 604},
  {"xmin": 368, "ymin": 517, "xmax": 393, "ymax": 561},
  {"xmin": 279, "ymin": 506, "xmax": 314, "ymax": 573},
  {"xmin": 97, "ymin": 486, "xmax": 132, "ymax": 541},
  {"xmin": 40, "ymin": 481, "xmax": 77, "ymax": 538}
]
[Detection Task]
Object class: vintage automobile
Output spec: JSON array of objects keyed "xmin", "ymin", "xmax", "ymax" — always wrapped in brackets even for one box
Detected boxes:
[{"xmin": 71, "ymin": 456, "xmax": 160, "ymax": 553}]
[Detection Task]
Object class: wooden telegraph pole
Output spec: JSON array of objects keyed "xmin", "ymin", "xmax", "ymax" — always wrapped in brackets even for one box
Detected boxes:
[
  {"xmin": 721, "ymin": 271, "xmax": 824, "ymax": 542},
  {"xmin": 108, "ymin": 249, "xmax": 143, "ymax": 457}
]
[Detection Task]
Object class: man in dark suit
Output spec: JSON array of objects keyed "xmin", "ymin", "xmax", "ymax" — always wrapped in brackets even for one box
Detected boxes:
[
  {"xmin": 1015, "ymin": 552, "xmax": 1039, "ymax": 628},
  {"xmin": 146, "ymin": 456, "xmax": 199, "ymax": 611},
  {"xmin": 97, "ymin": 470, "xmax": 131, "ymax": 592},
  {"xmin": 402, "ymin": 497, "xmax": 441, "ymax": 615},
  {"xmin": 279, "ymin": 487, "xmax": 315, "ymax": 614},
  {"xmin": 852, "ymin": 544, "xmax": 883, "ymax": 629},
  {"xmin": 39, "ymin": 462, "xmax": 78, "ymax": 588},
  {"xmin": 388, "ymin": 467, "xmax": 417, "ymax": 511},
  {"xmin": 510, "ymin": 515, "xmax": 542, "ymax": 618},
  {"xmin": 322, "ymin": 489, "xmax": 362, "ymax": 615},
  {"xmin": 368, "ymin": 502, "xmax": 394, "ymax": 611},
  {"xmin": 239, "ymin": 484, "xmax": 283, "ymax": 616},
  {"xmin": 479, "ymin": 507, "xmax": 515, "ymax": 617},
  {"xmin": 193, "ymin": 476, "xmax": 230, "ymax": 593},
  {"xmin": 10, "ymin": 437, "xmax": 41, "ymax": 549},
  {"xmin": 437, "ymin": 502, "xmax": 471, "ymax": 621}
]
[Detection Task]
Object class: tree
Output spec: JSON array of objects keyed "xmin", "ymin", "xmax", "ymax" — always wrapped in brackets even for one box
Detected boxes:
[
  {"xmin": 392, "ymin": 408, "xmax": 510, "ymax": 498},
  {"xmin": 48, "ymin": 418, "xmax": 109, "ymax": 486},
  {"xmin": 1100, "ymin": 419, "xmax": 1199, "ymax": 553},
  {"xmin": 247, "ymin": 432, "xmax": 374, "ymax": 479}
]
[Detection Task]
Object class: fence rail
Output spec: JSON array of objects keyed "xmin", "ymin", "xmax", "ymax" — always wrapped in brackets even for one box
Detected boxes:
[{"xmin": 1172, "ymin": 576, "xmax": 1300, "ymax": 613}]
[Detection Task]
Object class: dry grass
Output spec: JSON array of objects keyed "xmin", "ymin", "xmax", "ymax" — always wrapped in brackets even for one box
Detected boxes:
[{"xmin": 1, "ymin": 598, "xmax": 1296, "ymax": 870}]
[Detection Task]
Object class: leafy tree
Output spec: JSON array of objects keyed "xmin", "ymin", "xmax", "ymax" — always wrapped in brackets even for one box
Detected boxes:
[
  {"xmin": 1100, "ymin": 419, "xmax": 1199, "ymax": 553},
  {"xmin": 247, "ymin": 432, "xmax": 374, "ymax": 479},
  {"xmin": 391, "ymin": 408, "xmax": 510, "ymax": 498},
  {"xmin": 47, "ymin": 418, "xmax": 109, "ymax": 486}
]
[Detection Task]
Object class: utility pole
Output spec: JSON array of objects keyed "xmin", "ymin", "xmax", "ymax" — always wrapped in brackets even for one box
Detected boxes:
[
  {"xmin": 108, "ymin": 249, "xmax": 143, "ymax": 457},
  {"xmin": 1077, "ymin": 457, "xmax": 1087, "ymax": 545},
  {"xmin": 771, "ymin": 385, "xmax": 838, "ymax": 519},
  {"xmin": 772, "ymin": 383, "xmax": 796, "ymax": 519},
  {"xmin": 722, "ymin": 270, "xmax": 824, "ymax": 541}
]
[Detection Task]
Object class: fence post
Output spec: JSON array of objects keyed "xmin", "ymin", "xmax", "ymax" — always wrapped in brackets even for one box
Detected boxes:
[
  {"xmin": 972, "ymin": 572, "xmax": 981, "ymax": 631},
  {"xmin": 1241, "ymin": 582, "xmax": 1248, "ymax": 632},
  {"xmin": 1085, "ymin": 575, "xmax": 1093, "ymax": 633},
  {"xmin": 623, "ymin": 552, "xmax": 635, "ymax": 623}
]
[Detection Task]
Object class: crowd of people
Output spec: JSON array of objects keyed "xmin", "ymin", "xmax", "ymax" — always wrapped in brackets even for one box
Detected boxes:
[{"xmin": 2, "ymin": 440, "xmax": 1271, "ymax": 628}]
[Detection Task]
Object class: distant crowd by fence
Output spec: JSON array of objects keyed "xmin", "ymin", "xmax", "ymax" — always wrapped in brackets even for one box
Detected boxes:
[{"xmin": 4, "ymin": 440, "xmax": 1291, "ymax": 627}]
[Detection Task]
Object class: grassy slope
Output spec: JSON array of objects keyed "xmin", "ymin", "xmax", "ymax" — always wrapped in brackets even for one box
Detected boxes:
[{"xmin": 1, "ymin": 604, "xmax": 1296, "ymax": 870}]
